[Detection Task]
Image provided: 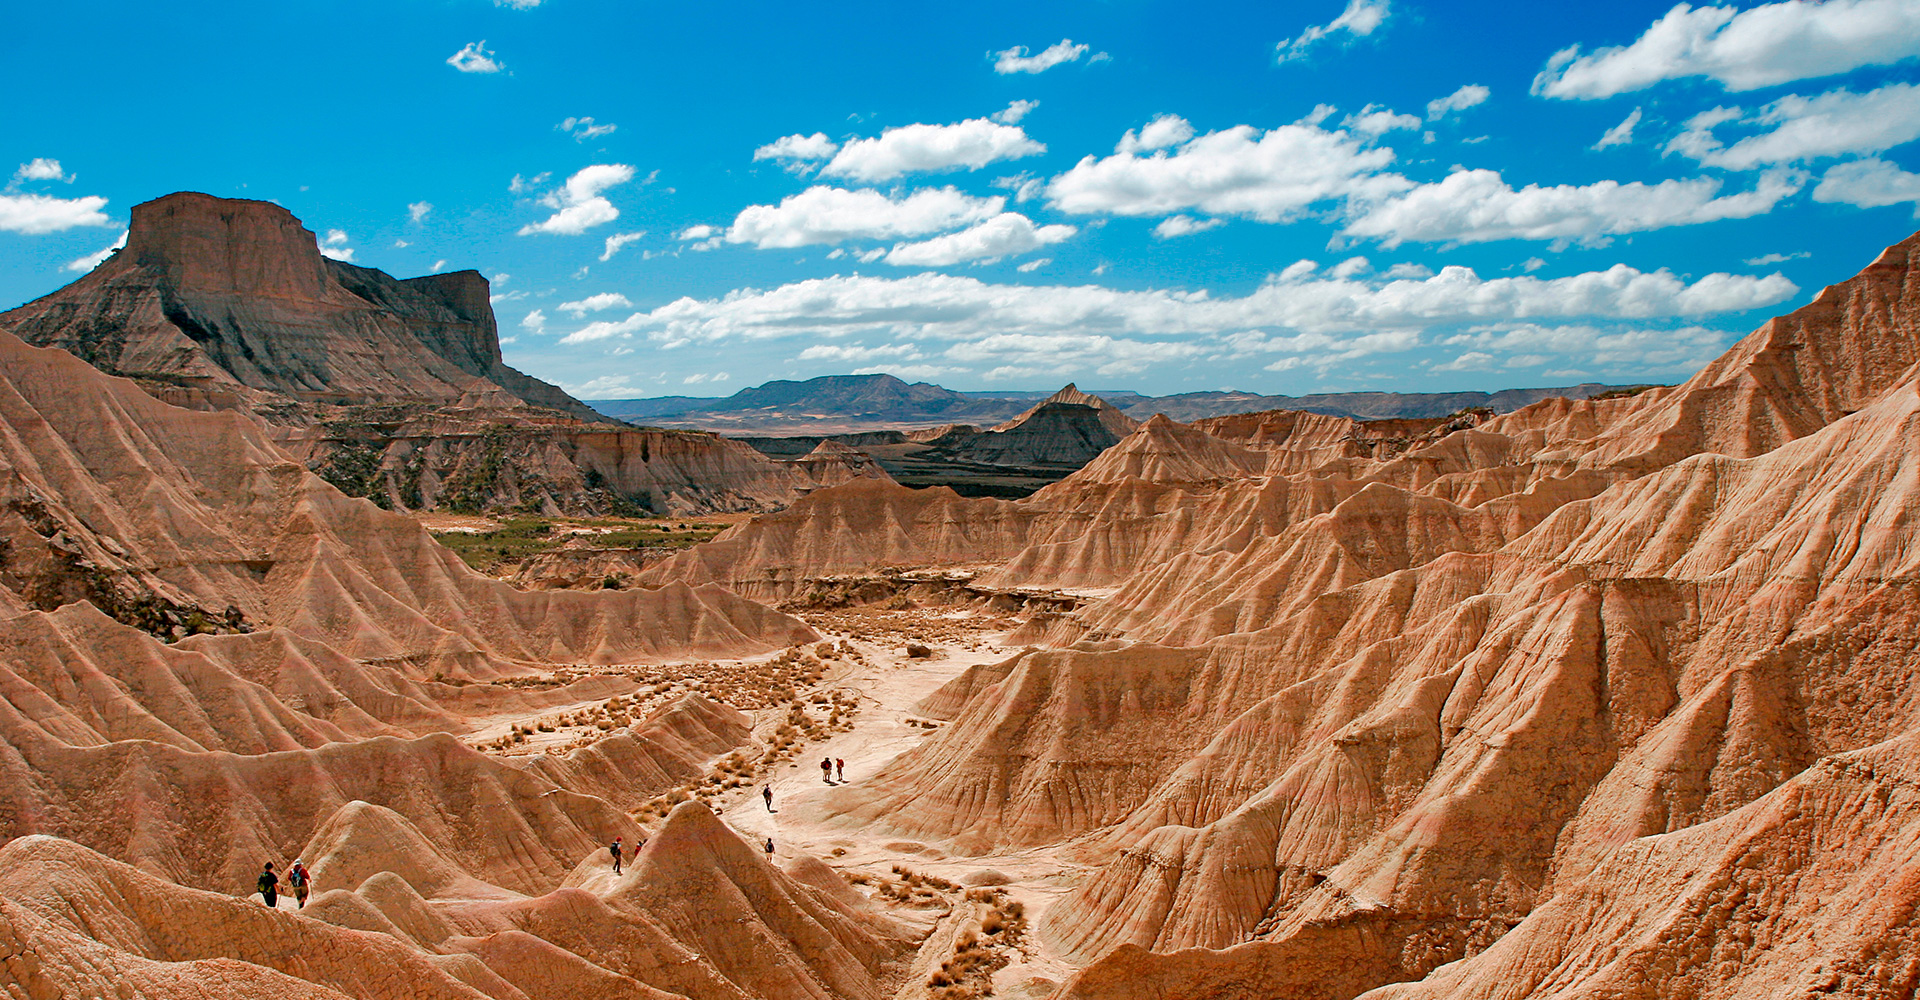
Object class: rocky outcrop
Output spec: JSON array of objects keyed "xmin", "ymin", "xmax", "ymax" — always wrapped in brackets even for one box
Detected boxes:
[{"xmin": 0, "ymin": 192, "xmax": 884, "ymax": 515}]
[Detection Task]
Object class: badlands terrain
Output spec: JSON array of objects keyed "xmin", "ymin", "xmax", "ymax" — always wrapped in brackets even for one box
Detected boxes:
[{"xmin": 1, "ymin": 193, "xmax": 1919, "ymax": 999}]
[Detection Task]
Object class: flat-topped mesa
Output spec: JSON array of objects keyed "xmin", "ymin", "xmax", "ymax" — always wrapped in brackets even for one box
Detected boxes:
[{"xmin": 1, "ymin": 190, "xmax": 597, "ymax": 419}]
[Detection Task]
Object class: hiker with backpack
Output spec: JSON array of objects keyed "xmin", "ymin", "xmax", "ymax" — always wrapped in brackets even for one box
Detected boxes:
[
  {"xmin": 287, "ymin": 860, "xmax": 312, "ymax": 909},
  {"xmin": 256, "ymin": 862, "xmax": 280, "ymax": 908},
  {"xmin": 610, "ymin": 836, "xmax": 624, "ymax": 875}
]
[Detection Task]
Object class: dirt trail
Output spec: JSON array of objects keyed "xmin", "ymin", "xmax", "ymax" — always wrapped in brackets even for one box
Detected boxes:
[{"xmin": 710, "ymin": 613, "xmax": 1089, "ymax": 998}]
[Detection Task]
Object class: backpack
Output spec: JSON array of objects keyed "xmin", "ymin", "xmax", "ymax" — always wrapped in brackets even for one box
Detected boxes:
[
  {"xmin": 288, "ymin": 867, "xmax": 308, "ymax": 888},
  {"xmin": 257, "ymin": 872, "xmax": 276, "ymax": 894}
]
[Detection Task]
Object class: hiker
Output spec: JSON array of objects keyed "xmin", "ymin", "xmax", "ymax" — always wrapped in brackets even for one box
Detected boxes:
[
  {"xmin": 836, "ymin": 758, "xmax": 846, "ymax": 782},
  {"xmin": 762, "ymin": 784, "xmax": 774, "ymax": 812},
  {"xmin": 610, "ymin": 837, "xmax": 624, "ymax": 875},
  {"xmin": 287, "ymin": 860, "xmax": 312, "ymax": 909},
  {"xmin": 256, "ymin": 862, "xmax": 279, "ymax": 908},
  {"xmin": 764, "ymin": 836, "xmax": 775, "ymax": 859},
  {"xmin": 820, "ymin": 756, "xmax": 833, "ymax": 783}
]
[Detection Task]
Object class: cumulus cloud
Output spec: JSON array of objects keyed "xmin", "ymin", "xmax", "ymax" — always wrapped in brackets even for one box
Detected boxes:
[
  {"xmin": 1812, "ymin": 156, "xmax": 1920, "ymax": 211},
  {"xmin": 796, "ymin": 342, "xmax": 923, "ymax": 363},
  {"xmin": 559, "ymin": 292, "xmax": 634, "ymax": 316},
  {"xmin": 725, "ymin": 186, "xmax": 1003, "ymax": 248},
  {"xmin": 318, "ymin": 229, "xmax": 355, "ymax": 262},
  {"xmin": 1343, "ymin": 104, "xmax": 1423, "ymax": 137},
  {"xmin": 1153, "ymin": 215, "xmax": 1225, "ymax": 238},
  {"xmin": 521, "ymin": 309, "xmax": 547, "ymax": 333},
  {"xmin": 820, "ymin": 114, "xmax": 1044, "ymax": 182},
  {"xmin": 408, "ymin": 201, "xmax": 433, "ymax": 223},
  {"xmin": 518, "ymin": 164, "xmax": 635, "ymax": 235},
  {"xmin": 882, "ymin": 212, "xmax": 1076, "ymax": 266},
  {"xmin": 559, "ymin": 116, "xmax": 617, "ymax": 141},
  {"xmin": 1744, "ymin": 249, "xmax": 1813, "ymax": 264},
  {"xmin": 0, "ymin": 191, "xmax": 111, "ymax": 234},
  {"xmin": 1666, "ymin": 83, "xmax": 1920, "ymax": 169},
  {"xmin": 754, "ymin": 132, "xmax": 839, "ymax": 170},
  {"xmin": 600, "ymin": 231, "xmax": 645, "ymax": 260},
  {"xmin": 1276, "ymin": 0, "xmax": 1391, "ymax": 62},
  {"xmin": 1594, "ymin": 108, "xmax": 1643, "ymax": 150},
  {"xmin": 1341, "ymin": 168, "xmax": 1802, "ymax": 247},
  {"xmin": 1426, "ymin": 84, "xmax": 1490, "ymax": 121},
  {"xmin": 1535, "ymin": 0, "xmax": 1920, "ymax": 99},
  {"xmin": 13, "ymin": 158, "xmax": 67, "ymax": 183},
  {"xmin": 994, "ymin": 39, "xmax": 1090, "ymax": 74},
  {"xmin": 555, "ymin": 262, "xmax": 1795, "ymax": 356},
  {"xmin": 1443, "ymin": 322, "xmax": 1736, "ymax": 372},
  {"xmin": 1048, "ymin": 119, "xmax": 1404, "ymax": 221},
  {"xmin": 447, "ymin": 41, "xmax": 503, "ymax": 74},
  {"xmin": 995, "ymin": 100, "xmax": 1039, "ymax": 125},
  {"xmin": 65, "ymin": 229, "xmax": 127, "ymax": 272}
]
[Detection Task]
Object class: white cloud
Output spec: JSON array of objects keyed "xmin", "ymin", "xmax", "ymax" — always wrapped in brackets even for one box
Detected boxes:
[
  {"xmin": 682, "ymin": 372, "xmax": 731, "ymax": 384},
  {"xmin": 883, "ymin": 212, "xmax": 1076, "ymax": 266},
  {"xmin": 1116, "ymin": 115, "xmax": 1198, "ymax": 154},
  {"xmin": 1341, "ymin": 168, "xmax": 1802, "ymax": 247},
  {"xmin": 1343, "ymin": 104, "xmax": 1423, "ymax": 137},
  {"xmin": 1666, "ymin": 83, "xmax": 1920, "ymax": 169},
  {"xmin": 13, "ymin": 158, "xmax": 67, "ymax": 183},
  {"xmin": 1812, "ymin": 156, "xmax": 1920, "ymax": 211},
  {"xmin": 1522, "ymin": 256, "xmax": 1547, "ymax": 272},
  {"xmin": 1330, "ymin": 255, "xmax": 1372, "ymax": 278},
  {"xmin": 1048, "ymin": 120, "xmax": 1404, "ymax": 221},
  {"xmin": 994, "ymin": 100, "xmax": 1040, "ymax": 125},
  {"xmin": 555, "ymin": 263, "xmax": 1796, "ymax": 355},
  {"xmin": 1594, "ymin": 108, "xmax": 1643, "ymax": 150},
  {"xmin": 447, "ymin": 40, "xmax": 503, "ymax": 74},
  {"xmin": 1433, "ymin": 350, "xmax": 1497, "ymax": 371},
  {"xmin": 1426, "ymin": 84, "xmax": 1490, "ymax": 121},
  {"xmin": 65, "ymin": 229, "xmax": 127, "ymax": 272},
  {"xmin": 1153, "ymin": 215, "xmax": 1225, "ymax": 238},
  {"xmin": 0, "ymin": 192, "xmax": 111, "ymax": 234},
  {"xmin": 994, "ymin": 172, "xmax": 1046, "ymax": 202},
  {"xmin": 993, "ymin": 39, "xmax": 1089, "ymax": 74},
  {"xmin": 754, "ymin": 132, "xmax": 839, "ymax": 167},
  {"xmin": 318, "ymin": 229, "xmax": 355, "ymax": 262},
  {"xmin": 408, "ymin": 201, "xmax": 433, "ymax": 223},
  {"xmin": 1744, "ymin": 249, "xmax": 1813, "ymax": 264},
  {"xmin": 678, "ymin": 224, "xmax": 717, "ymax": 241},
  {"xmin": 559, "ymin": 116, "xmax": 617, "ymax": 141},
  {"xmin": 600, "ymin": 230, "xmax": 645, "ymax": 260},
  {"xmin": 559, "ymin": 292, "xmax": 634, "ymax": 316},
  {"xmin": 509, "ymin": 172, "xmax": 549, "ymax": 194},
  {"xmin": 821, "ymin": 116, "xmax": 1044, "ymax": 182},
  {"xmin": 495, "ymin": 0, "xmax": 541, "ymax": 8},
  {"xmin": 1276, "ymin": 0, "xmax": 1391, "ymax": 62},
  {"xmin": 1017, "ymin": 257, "xmax": 1051, "ymax": 272},
  {"xmin": 796, "ymin": 342, "xmax": 923, "ymax": 362},
  {"xmin": 850, "ymin": 364, "xmax": 961, "ymax": 379},
  {"xmin": 1385, "ymin": 262, "xmax": 1434, "ymax": 279},
  {"xmin": 521, "ymin": 309, "xmax": 547, "ymax": 333},
  {"xmin": 518, "ymin": 163, "xmax": 635, "ymax": 235},
  {"xmin": 725, "ymin": 186, "xmax": 1003, "ymax": 248},
  {"xmin": 1443, "ymin": 322, "xmax": 1736, "ymax": 372},
  {"xmin": 1535, "ymin": 0, "xmax": 1920, "ymax": 99}
]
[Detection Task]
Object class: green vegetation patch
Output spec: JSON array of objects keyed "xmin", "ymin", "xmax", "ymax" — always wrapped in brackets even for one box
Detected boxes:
[{"xmin": 430, "ymin": 516, "xmax": 728, "ymax": 573}]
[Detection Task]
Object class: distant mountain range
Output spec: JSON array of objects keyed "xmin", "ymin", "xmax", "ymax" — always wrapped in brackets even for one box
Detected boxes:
[{"xmin": 587, "ymin": 373, "xmax": 1654, "ymax": 433}]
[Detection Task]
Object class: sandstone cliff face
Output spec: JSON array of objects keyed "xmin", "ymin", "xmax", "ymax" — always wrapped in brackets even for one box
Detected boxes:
[
  {"xmin": 642, "ymin": 229, "xmax": 1920, "ymax": 999},
  {"xmin": 0, "ymin": 192, "xmax": 885, "ymax": 516}
]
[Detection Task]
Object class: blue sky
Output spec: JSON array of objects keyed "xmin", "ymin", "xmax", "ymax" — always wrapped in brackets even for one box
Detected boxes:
[{"xmin": 6, "ymin": 0, "xmax": 1920, "ymax": 399}]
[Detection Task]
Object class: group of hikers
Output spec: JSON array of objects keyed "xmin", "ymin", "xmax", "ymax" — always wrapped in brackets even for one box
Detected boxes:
[
  {"xmin": 255, "ymin": 760, "xmax": 860, "ymax": 905},
  {"xmin": 254, "ymin": 860, "xmax": 313, "ymax": 909}
]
